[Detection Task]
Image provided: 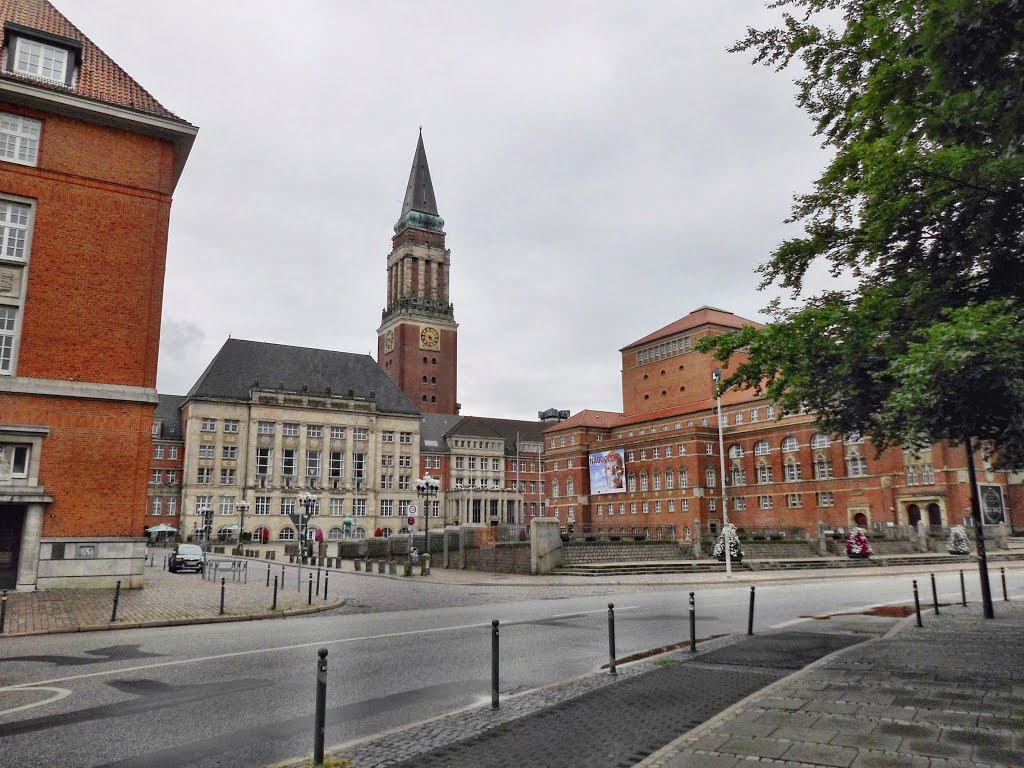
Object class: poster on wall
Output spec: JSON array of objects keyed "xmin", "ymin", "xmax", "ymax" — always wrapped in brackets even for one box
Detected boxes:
[
  {"xmin": 978, "ymin": 484, "xmax": 1006, "ymax": 525},
  {"xmin": 589, "ymin": 449, "xmax": 626, "ymax": 495}
]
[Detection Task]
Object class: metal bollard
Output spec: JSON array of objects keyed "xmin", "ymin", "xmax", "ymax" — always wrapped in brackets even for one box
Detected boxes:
[
  {"xmin": 272, "ymin": 575, "xmax": 278, "ymax": 610},
  {"xmin": 607, "ymin": 603, "xmax": 617, "ymax": 676},
  {"xmin": 314, "ymin": 648, "xmax": 328, "ymax": 766},
  {"xmin": 308, "ymin": 573, "xmax": 313, "ymax": 606},
  {"xmin": 149, "ymin": 552, "xmax": 154, "ymax": 567},
  {"xmin": 281, "ymin": 565, "xmax": 285, "ymax": 588},
  {"xmin": 491, "ymin": 619, "xmax": 500, "ymax": 710},
  {"xmin": 747, "ymin": 586, "xmax": 756, "ymax": 635},
  {"xmin": 323, "ymin": 574, "xmax": 329, "ymax": 601},
  {"xmin": 163, "ymin": 555, "xmax": 167, "ymax": 571},
  {"xmin": 219, "ymin": 577, "xmax": 226, "ymax": 615},
  {"xmin": 689, "ymin": 592, "xmax": 696, "ymax": 652},
  {"xmin": 1001, "ymin": 568, "xmax": 1008, "ymax": 601},
  {"xmin": 111, "ymin": 580, "xmax": 122, "ymax": 622},
  {"xmin": 960, "ymin": 570, "xmax": 967, "ymax": 606},
  {"xmin": 1, "ymin": 589, "xmax": 7, "ymax": 634},
  {"xmin": 931, "ymin": 573, "xmax": 940, "ymax": 615},
  {"xmin": 267, "ymin": 563, "xmax": 271, "ymax": 587},
  {"xmin": 913, "ymin": 580, "xmax": 923, "ymax": 627},
  {"xmin": 316, "ymin": 567, "xmax": 321, "ymax": 596}
]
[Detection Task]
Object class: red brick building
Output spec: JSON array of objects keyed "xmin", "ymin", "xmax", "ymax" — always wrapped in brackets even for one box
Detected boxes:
[
  {"xmin": 0, "ymin": 0, "xmax": 196, "ymax": 589},
  {"xmin": 377, "ymin": 131, "xmax": 458, "ymax": 415},
  {"xmin": 543, "ymin": 308, "xmax": 1020, "ymax": 540}
]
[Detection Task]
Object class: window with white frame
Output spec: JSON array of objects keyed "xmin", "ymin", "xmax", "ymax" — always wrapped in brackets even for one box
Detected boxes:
[
  {"xmin": 641, "ymin": 501, "xmax": 649, "ymax": 514},
  {"xmin": 399, "ymin": 475, "xmax": 411, "ymax": 490},
  {"xmin": 639, "ymin": 472, "xmax": 648, "ymax": 491},
  {"xmin": 728, "ymin": 444, "xmax": 743, "ymax": 459},
  {"xmin": 766, "ymin": 405, "xmax": 776, "ymax": 418},
  {"xmin": 400, "ymin": 432, "xmax": 412, "ymax": 444},
  {"xmin": 781, "ymin": 436, "xmax": 798, "ymax": 452},
  {"xmin": 219, "ymin": 495, "xmax": 235, "ymax": 515},
  {"xmin": 734, "ymin": 411, "xmax": 743, "ymax": 425},
  {"xmin": 380, "ymin": 499, "xmax": 394, "ymax": 516},
  {"xmin": 167, "ymin": 497, "xmax": 177, "ymax": 517},
  {"xmin": 756, "ymin": 463, "xmax": 773, "ymax": 483},
  {"xmin": 220, "ymin": 468, "xmax": 235, "ymax": 485},
  {"xmin": 282, "ymin": 423, "xmax": 299, "ymax": 436},
  {"xmin": 306, "ymin": 450, "xmax": 321, "ymax": 477},
  {"xmin": 626, "ymin": 450, "xmax": 635, "ymax": 461},
  {"xmin": 680, "ymin": 498, "xmax": 689, "ymax": 512},
  {"xmin": 1, "ymin": 306, "xmax": 20, "ymax": 372},
  {"xmin": 630, "ymin": 502, "xmax": 637, "ymax": 515},
  {"xmin": 708, "ymin": 498, "xmax": 716, "ymax": 510},
  {"xmin": 196, "ymin": 467, "xmax": 212, "ymax": 485},
  {"xmin": 816, "ymin": 491, "xmax": 834, "ymax": 507},
  {"xmin": 845, "ymin": 453, "xmax": 868, "ymax": 477},
  {"xmin": 150, "ymin": 469, "xmax": 162, "ymax": 484},
  {"xmin": 329, "ymin": 498, "xmax": 344, "ymax": 516},
  {"xmin": 353, "ymin": 498, "xmax": 367, "ymax": 516},
  {"xmin": 784, "ymin": 459, "xmax": 802, "ymax": 481},
  {"xmin": 678, "ymin": 468, "xmax": 688, "ymax": 487},
  {"xmin": 639, "ymin": 449, "xmax": 647, "ymax": 461},
  {"xmin": 381, "ymin": 474, "xmax": 394, "ymax": 490},
  {"xmin": 734, "ymin": 496, "xmax": 746, "ymax": 511},
  {"xmin": 705, "ymin": 442, "xmax": 713, "ymax": 455},
  {"xmin": 223, "ymin": 419, "xmax": 239, "ymax": 434},
  {"xmin": 0, "ymin": 113, "xmax": 40, "ymax": 166},
  {"xmin": 153, "ymin": 445, "xmax": 164, "ymax": 459},
  {"xmin": 200, "ymin": 418, "xmax": 216, "ymax": 432},
  {"xmin": 11, "ymin": 35, "xmax": 74, "ymax": 84},
  {"xmin": 758, "ymin": 494, "xmax": 773, "ymax": 509},
  {"xmin": 381, "ymin": 454, "xmax": 394, "ymax": 468},
  {"xmin": 256, "ymin": 448, "xmax": 272, "ymax": 476},
  {"xmin": 329, "ymin": 426, "xmax": 345, "ymax": 440},
  {"xmin": 254, "ymin": 496, "xmax": 271, "ymax": 515},
  {"xmin": 652, "ymin": 447, "xmax": 660, "ymax": 459},
  {"xmin": 281, "ymin": 449, "xmax": 297, "ymax": 477},
  {"xmin": 731, "ymin": 466, "xmax": 746, "ymax": 486},
  {"xmin": 814, "ymin": 457, "xmax": 834, "ymax": 479},
  {"xmin": 750, "ymin": 408, "xmax": 759, "ymax": 422},
  {"xmin": 706, "ymin": 468, "xmax": 716, "ymax": 487},
  {"xmin": 198, "ymin": 444, "xmax": 215, "ymax": 459},
  {"xmin": 382, "ymin": 431, "xmax": 395, "ymax": 443},
  {"xmin": 169, "ymin": 446, "xmax": 178, "ymax": 459},
  {"xmin": 627, "ymin": 473, "xmax": 636, "ymax": 492},
  {"xmin": 222, "ymin": 446, "xmax": 237, "ymax": 460},
  {"xmin": 329, "ymin": 451, "xmax": 344, "ymax": 478},
  {"xmin": 786, "ymin": 493, "xmax": 802, "ymax": 508},
  {"xmin": 166, "ymin": 470, "xmax": 177, "ymax": 484},
  {"xmin": 653, "ymin": 472, "xmax": 662, "ymax": 491},
  {"xmin": 280, "ymin": 497, "xmax": 295, "ymax": 515},
  {"xmin": 665, "ymin": 445, "xmax": 672, "ymax": 458},
  {"xmin": 811, "ymin": 433, "xmax": 831, "ymax": 449},
  {"xmin": 398, "ymin": 455, "xmax": 411, "ymax": 468},
  {"xmin": 665, "ymin": 471, "xmax": 674, "ymax": 490},
  {"xmin": 278, "ymin": 527, "xmax": 295, "ymax": 541},
  {"xmin": 257, "ymin": 421, "xmax": 275, "ymax": 435},
  {"xmin": 307, "ymin": 425, "xmax": 322, "ymax": 438},
  {"xmin": 149, "ymin": 497, "xmax": 162, "ymax": 515},
  {"xmin": 754, "ymin": 440, "xmax": 770, "ymax": 456},
  {"xmin": 551, "ymin": 478, "xmax": 560, "ymax": 497},
  {"xmin": 668, "ymin": 499, "xmax": 675, "ymax": 512},
  {"xmin": 566, "ymin": 477, "xmax": 574, "ymax": 495},
  {"xmin": 468, "ymin": 457, "xmax": 477, "ymax": 471}
]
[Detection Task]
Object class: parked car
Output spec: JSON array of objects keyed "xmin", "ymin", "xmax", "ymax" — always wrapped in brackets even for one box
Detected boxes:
[{"xmin": 168, "ymin": 543, "xmax": 204, "ymax": 573}]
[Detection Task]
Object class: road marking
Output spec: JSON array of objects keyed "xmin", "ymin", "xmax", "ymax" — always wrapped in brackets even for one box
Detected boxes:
[
  {"xmin": 0, "ymin": 686, "xmax": 71, "ymax": 717},
  {"xmin": 1, "ymin": 607, "xmax": 639, "ymax": 692}
]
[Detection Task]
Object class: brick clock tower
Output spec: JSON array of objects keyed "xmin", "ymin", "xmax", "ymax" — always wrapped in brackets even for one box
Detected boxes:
[{"xmin": 377, "ymin": 132, "xmax": 459, "ymax": 414}]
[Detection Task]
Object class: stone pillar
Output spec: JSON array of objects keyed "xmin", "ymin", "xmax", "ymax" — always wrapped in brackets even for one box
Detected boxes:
[
  {"xmin": 817, "ymin": 523, "xmax": 828, "ymax": 556},
  {"xmin": 997, "ymin": 522, "xmax": 1008, "ymax": 549},
  {"xmin": 443, "ymin": 526, "xmax": 450, "ymax": 568},
  {"xmin": 458, "ymin": 526, "xmax": 468, "ymax": 570},
  {"xmin": 530, "ymin": 518, "xmax": 563, "ymax": 575},
  {"xmin": 692, "ymin": 518, "xmax": 702, "ymax": 559},
  {"xmin": 16, "ymin": 503, "xmax": 44, "ymax": 591},
  {"xmin": 421, "ymin": 553, "xmax": 431, "ymax": 576},
  {"xmin": 916, "ymin": 520, "xmax": 927, "ymax": 552}
]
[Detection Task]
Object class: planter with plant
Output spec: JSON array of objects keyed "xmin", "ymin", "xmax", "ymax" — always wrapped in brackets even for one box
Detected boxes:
[
  {"xmin": 713, "ymin": 523, "xmax": 744, "ymax": 562},
  {"xmin": 845, "ymin": 527, "xmax": 874, "ymax": 558},
  {"xmin": 946, "ymin": 525, "xmax": 971, "ymax": 555}
]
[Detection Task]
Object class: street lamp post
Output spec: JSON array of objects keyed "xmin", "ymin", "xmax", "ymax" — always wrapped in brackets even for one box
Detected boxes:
[
  {"xmin": 416, "ymin": 474, "xmax": 441, "ymax": 563},
  {"xmin": 712, "ymin": 368, "xmax": 731, "ymax": 576},
  {"xmin": 195, "ymin": 503, "xmax": 212, "ymax": 573},
  {"xmin": 293, "ymin": 491, "xmax": 316, "ymax": 590},
  {"xmin": 236, "ymin": 499, "xmax": 249, "ymax": 550}
]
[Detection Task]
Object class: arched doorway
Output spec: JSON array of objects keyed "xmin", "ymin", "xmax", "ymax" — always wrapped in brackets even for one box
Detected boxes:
[
  {"xmin": 907, "ymin": 504, "xmax": 921, "ymax": 527},
  {"xmin": 853, "ymin": 512, "xmax": 868, "ymax": 527},
  {"xmin": 927, "ymin": 503, "xmax": 942, "ymax": 527}
]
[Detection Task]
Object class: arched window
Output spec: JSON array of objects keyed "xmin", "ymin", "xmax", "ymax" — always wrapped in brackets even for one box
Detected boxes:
[
  {"xmin": 252, "ymin": 526, "xmax": 270, "ymax": 544},
  {"xmin": 327, "ymin": 526, "xmax": 344, "ymax": 540},
  {"xmin": 627, "ymin": 472, "xmax": 636, "ymax": 492},
  {"xmin": 353, "ymin": 527, "xmax": 366, "ymax": 540},
  {"xmin": 811, "ymin": 433, "xmax": 831, "ymax": 449},
  {"xmin": 728, "ymin": 444, "xmax": 744, "ymax": 459},
  {"xmin": 566, "ymin": 477, "xmax": 574, "ymax": 495},
  {"xmin": 552, "ymin": 479, "xmax": 560, "ymax": 497},
  {"xmin": 380, "ymin": 527, "xmax": 393, "ymax": 538},
  {"xmin": 781, "ymin": 436, "xmax": 798, "ymax": 452},
  {"xmin": 216, "ymin": 526, "xmax": 235, "ymax": 541},
  {"xmin": 306, "ymin": 527, "xmax": 320, "ymax": 541},
  {"xmin": 754, "ymin": 440, "xmax": 770, "ymax": 456},
  {"xmin": 639, "ymin": 471, "xmax": 649, "ymax": 491},
  {"xmin": 279, "ymin": 527, "xmax": 296, "ymax": 540},
  {"xmin": 678, "ymin": 468, "xmax": 688, "ymax": 487}
]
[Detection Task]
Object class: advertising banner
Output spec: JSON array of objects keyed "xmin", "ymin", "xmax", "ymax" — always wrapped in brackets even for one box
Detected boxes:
[
  {"xmin": 589, "ymin": 448, "xmax": 626, "ymax": 495},
  {"xmin": 978, "ymin": 483, "xmax": 1006, "ymax": 525}
]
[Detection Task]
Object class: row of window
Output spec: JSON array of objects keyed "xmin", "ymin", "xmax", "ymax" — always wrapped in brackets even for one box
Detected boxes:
[
  {"xmin": 454, "ymin": 456, "xmax": 504, "ymax": 471},
  {"xmin": 592, "ymin": 491, "xmax": 836, "ymax": 516},
  {"xmin": 147, "ymin": 497, "xmax": 179, "ymax": 516},
  {"xmin": 193, "ymin": 495, "xmax": 440, "ymax": 517},
  {"xmin": 152, "ymin": 444, "xmax": 180, "ymax": 460},
  {"xmin": 636, "ymin": 335, "xmax": 692, "ymax": 364},
  {"xmin": 200, "ymin": 419, "xmax": 413, "ymax": 444},
  {"xmin": 149, "ymin": 470, "xmax": 178, "ymax": 484}
]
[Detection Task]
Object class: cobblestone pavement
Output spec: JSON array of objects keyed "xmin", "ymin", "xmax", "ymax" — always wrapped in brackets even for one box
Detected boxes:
[
  {"xmin": 0, "ymin": 557, "xmax": 337, "ymax": 635},
  {"xmin": 642, "ymin": 602, "xmax": 1024, "ymax": 768}
]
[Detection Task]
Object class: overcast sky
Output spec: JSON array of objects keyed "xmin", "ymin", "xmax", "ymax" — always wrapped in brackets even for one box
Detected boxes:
[{"xmin": 60, "ymin": 0, "xmax": 830, "ymax": 420}]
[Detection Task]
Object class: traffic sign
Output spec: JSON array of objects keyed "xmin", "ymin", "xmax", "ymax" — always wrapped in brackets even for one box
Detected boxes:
[
  {"xmin": 408, "ymin": 504, "xmax": 418, "ymax": 515},
  {"xmin": 407, "ymin": 516, "xmax": 416, "ymax": 526}
]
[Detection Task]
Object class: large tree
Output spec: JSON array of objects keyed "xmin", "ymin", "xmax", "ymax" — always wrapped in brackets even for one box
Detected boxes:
[{"xmin": 702, "ymin": 0, "xmax": 1024, "ymax": 469}]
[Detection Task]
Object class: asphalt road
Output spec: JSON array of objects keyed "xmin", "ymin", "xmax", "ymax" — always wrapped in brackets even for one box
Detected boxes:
[{"xmin": 0, "ymin": 569, "xmax": 1012, "ymax": 768}]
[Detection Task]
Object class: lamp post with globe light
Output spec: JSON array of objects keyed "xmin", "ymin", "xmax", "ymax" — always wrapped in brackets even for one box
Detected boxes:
[
  {"xmin": 292, "ymin": 491, "xmax": 316, "ymax": 590},
  {"xmin": 415, "ymin": 474, "xmax": 441, "ymax": 564},
  {"xmin": 236, "ymin": 499, "xmax": 249, "ymax": 549}
]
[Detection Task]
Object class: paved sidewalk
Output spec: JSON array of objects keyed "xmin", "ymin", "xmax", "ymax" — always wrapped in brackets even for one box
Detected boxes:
[
  {"xmin": 0, "ymin": 558, "xmax": 340, "ymax": 636},
  {"xmin": 277, "ymin": 600, "xmax": 1023, "ymax": 768}
]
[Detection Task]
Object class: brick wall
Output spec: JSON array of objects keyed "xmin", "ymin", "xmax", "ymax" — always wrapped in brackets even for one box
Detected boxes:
[{"xmin": 464, "ymin": 542, "xmax": 531, "ymax": 574}]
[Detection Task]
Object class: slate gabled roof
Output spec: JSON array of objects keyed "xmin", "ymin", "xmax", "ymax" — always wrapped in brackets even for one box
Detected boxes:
[
  {"xmin": 0, "ymin": 0, "xmax": 189, "ymax": 123},
  {"xmin": 186, "ymin": 339, "xmax": 420, "ymax": 416},
  {"xmin": 447, "ymin": 415, "xmax": 547, "ymax": 456},
  {"xmin": 420, "ymin": 413, "xmax": 463, "ymax": 452},
  {"xmin": 155, "ymin": 393, "xmax": 186, "ymax": 441}
]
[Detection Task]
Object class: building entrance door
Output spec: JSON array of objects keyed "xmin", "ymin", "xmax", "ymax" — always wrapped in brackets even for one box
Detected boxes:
[
  {"xmin": 0, "ymin": 504, "xmax": 26, "ymax": 589},
  {"xmin": 907, "ymin": 504, "xmax": 921, "ymax": 527}
]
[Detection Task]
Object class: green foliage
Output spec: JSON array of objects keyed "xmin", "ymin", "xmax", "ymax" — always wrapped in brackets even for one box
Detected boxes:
[{"xmin": 701, "ymin": 1, "xmax": 1024, "ymax": 468}]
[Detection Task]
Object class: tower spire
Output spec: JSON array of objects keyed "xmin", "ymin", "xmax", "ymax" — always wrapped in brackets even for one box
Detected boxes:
[{"xmin": 400, "ymin": 130, "xmax": 439, "ymax": 218}]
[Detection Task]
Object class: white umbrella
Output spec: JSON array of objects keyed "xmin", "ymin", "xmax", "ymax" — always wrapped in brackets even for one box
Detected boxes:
[{"xmin": 146, "ymin": 524, "xmax": 178, "ymax": 533}]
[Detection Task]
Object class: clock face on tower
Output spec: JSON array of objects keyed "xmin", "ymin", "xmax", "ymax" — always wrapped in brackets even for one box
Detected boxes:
[
  {"xmin": 419, "ymin": 326, "xmax": 440, "ymax": 350},
  {"xmin": 383, "ymin": 329, "xmax": 395, "ymax": 354}
]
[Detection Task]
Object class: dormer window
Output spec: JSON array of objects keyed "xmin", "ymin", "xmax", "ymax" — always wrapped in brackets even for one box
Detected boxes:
[{"xmin": 3, "ymin": 24, "xmax": 82, "ymax": 87}]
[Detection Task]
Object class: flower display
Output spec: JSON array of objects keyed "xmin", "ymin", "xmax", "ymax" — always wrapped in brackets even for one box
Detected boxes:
[
  {"xmin": 845, "ymin": 527, "xmax": 874, "ymax": 557},
  {"xmin": 946, "ymin": 525, "xmax": 971, "ymax": 555},
  {"xmin": 713, "ymin": 523, "xmax": 744, "ymax": 561}
]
